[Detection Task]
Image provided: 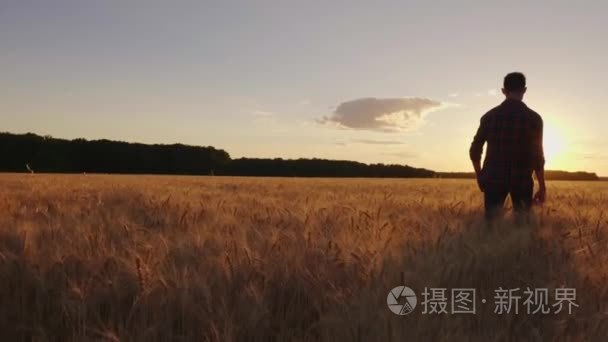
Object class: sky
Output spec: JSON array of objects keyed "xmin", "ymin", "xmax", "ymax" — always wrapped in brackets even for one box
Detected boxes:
[{"xmin": 1, "ymin": 1, "xmax": 607, "ymax": 175}]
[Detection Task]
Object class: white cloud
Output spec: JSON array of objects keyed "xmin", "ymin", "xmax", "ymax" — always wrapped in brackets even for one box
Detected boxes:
[{"xmin": 319, "ymin": 97, "xmax": 443, "ymax": 132}]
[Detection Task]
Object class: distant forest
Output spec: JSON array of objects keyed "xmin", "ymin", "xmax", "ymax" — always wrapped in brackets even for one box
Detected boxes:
[
  {"xmin": 0, "ymin": 132, "xmax": 601, "ymax": 180},
  {"xmin": 0, "ymin": 133, "xmax": 432, "ymax": 178}
]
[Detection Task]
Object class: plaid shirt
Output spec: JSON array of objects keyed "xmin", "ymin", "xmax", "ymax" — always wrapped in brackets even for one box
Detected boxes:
[{"xmin": 469, "ymin": 99, "xmax": 544, "ymax": 193}]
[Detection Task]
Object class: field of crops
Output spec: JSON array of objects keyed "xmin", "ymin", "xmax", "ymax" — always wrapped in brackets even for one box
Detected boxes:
[{"xmin": 0, "ymin": 174, "xmax": 606, "ymax": 341}]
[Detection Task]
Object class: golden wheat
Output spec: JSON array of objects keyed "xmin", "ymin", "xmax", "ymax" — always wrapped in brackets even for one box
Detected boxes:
[{"xmin": 0, "ymin": 174, "xmax": 606, "ymax": 341}]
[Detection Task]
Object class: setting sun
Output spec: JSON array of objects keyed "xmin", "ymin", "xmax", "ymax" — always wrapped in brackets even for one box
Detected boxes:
[
  {"xmin": 543, "ymin": 123, "xmax": 565, "ymax": 162},
  {"xmin": 542, "ymin": 121, "xmax": 574, "ymax": 171}
]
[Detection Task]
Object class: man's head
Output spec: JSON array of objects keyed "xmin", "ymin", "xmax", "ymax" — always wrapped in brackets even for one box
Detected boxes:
[{"xmin": 502, "ymin": 72, "xmax": 527, "ymax": 100}]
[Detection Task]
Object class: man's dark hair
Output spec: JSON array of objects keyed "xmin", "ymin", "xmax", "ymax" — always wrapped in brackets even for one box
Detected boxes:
[{"xmin": 503, "ymin": 72, "xmax": 526, "ymax": 92}]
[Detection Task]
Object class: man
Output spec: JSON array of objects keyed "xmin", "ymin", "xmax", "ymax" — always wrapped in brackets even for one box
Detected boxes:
[{"xmin": 469, "ymin": 72, "xmax": 546, "ymax": 221}]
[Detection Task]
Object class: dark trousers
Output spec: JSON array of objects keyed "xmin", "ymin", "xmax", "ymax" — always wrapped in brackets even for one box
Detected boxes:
[{"xmin": 484, "ymin": 187, "xmax": 533, "ymax": 222}]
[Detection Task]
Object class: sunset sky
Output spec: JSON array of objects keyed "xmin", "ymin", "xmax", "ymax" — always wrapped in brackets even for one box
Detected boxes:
[{"xmin": 1, "ymin": 1, "xmax": 607, "ymax": 175}]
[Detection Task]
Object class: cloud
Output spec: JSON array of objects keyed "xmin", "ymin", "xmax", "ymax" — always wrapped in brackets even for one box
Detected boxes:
[
  {"xmin": 351, "ymin": 139, "xmax": 405, "ymax": 145},
  {"xmin": 488, "ymin": 89, "xmax": 498, "ymax": 96},
  {"xmin": 319, "ymin": 97, "xmax": 443, "ymax": 132}
]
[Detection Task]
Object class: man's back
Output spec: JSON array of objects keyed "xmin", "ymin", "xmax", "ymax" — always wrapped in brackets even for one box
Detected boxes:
[
  {"xmin": 470, "ymin": 98, "xmax": 544, "ymax": 193},
  {"xmin": 470, "ymin": 72, "xmax": 546, "ymax": 221}
]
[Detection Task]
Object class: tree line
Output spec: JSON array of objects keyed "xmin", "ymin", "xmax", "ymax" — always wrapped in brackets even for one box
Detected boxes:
[
  {"xmin": 0, "ymin": 132, "xmax": 433, "ymax": 178},
  {"xmin": 0, "ymin": 132, "xmax": 600, "ymax": 180},
  {"xmin": 0, "ymin": 133, "xmax": 230, "ymax": 175}
]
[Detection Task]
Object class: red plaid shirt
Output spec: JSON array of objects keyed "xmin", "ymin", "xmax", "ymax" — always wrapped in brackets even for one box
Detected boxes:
[{"xmin": 469, "ymin": 99, "xmax": 544, "ymax": 193}]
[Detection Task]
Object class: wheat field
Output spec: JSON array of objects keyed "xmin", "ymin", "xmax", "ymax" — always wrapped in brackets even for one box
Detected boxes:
[{"xmin": 0, "ymin": 174, "xmax": 606, "ymax": 341}]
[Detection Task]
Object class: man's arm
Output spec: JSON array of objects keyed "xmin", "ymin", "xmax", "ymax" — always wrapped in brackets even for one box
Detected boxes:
[
  {"xmin": 470, "ymin": 117, "xmax": 486, "ymax": 191},
  {"xmin": 533, "ymin": 117, "xmax": 546, "ymax": 203}
]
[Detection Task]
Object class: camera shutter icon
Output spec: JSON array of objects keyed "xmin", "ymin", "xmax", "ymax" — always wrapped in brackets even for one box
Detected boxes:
[{"xmin": 387, "ymin": 286, "xmax": 417, "ymax": 315}]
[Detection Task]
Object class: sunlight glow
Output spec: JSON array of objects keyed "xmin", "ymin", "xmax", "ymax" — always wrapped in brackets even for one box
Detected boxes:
[{"xmin": 543, "ymin": 122, "xmax": 567, "ymax": 168}]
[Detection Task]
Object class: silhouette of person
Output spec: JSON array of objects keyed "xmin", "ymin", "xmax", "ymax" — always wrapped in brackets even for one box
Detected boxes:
[{"xmin": 469, "ymin": 72, "xmax": 546, "ymax": 222}]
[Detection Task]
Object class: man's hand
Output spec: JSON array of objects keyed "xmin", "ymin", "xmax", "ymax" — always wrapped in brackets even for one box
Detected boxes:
[
  {"xmin": 476, "ymin": 175, "xmax": 485, "ymax": 192},
  {"xmin": 533, "ymin": 186, "xmax": 546, "ymax": 204},
  {"xmin": 472, "ymin": 161, "xmax": 484, "ymax": 192},
  {"xmin": 534, "ymin": 168, "xmax": 546, "ymax": 205}
]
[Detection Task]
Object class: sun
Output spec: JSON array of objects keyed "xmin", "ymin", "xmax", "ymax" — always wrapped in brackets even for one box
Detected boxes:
[{"xmin": 543, "ymin": 123, "xmax": 566, "ymax": 166}]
